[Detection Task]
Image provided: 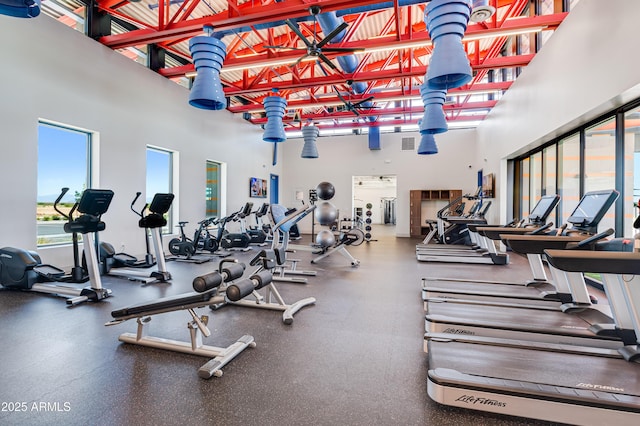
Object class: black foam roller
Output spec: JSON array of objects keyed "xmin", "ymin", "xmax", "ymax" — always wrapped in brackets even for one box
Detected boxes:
[
  {"xmin": 250, "ymin": 270, "xmax": 273, "ymax": 290},
  {"xmin": 192, "ymin": 272, "xmax": 223, "ymax": 293},
  {"xmin": 226, "ymin": 279, "xmax": 255, "ymax": 302},
  {"xmin": 221, "ymin": 262, "xmax": 246, "ymax": 281}
]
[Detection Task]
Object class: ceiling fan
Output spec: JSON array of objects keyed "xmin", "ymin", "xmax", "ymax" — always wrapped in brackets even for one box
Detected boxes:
[
  {"xmin": 263, "ymin": 6, "xmax": 363, "ymax": 71},
  {"xmin": 332, "ymin": 84, "xmax": 377, "ymax": 117}
]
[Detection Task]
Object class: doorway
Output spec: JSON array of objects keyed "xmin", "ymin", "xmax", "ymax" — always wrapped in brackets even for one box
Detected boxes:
[{"xmin": 352, "ymin": 175, "xmax": 397, "ymax": 237}]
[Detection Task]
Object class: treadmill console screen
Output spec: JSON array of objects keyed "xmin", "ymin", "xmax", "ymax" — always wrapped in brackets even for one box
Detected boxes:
[
  {"xmin": 567, "ymin": 190, "xmax": 619, "ymax": 229},
  {"xmin": 528, "ymin": 195, "xmax": 559, "ymax": 222}
]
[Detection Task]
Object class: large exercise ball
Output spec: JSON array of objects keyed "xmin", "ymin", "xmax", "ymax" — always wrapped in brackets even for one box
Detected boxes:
[
  {"xmin": 315, "ymin": 201, "xmax": 337, "ymax": 226},
  {"xmin": 316, "ymin": 182, "xmax": 335, "ymax": 200},
  {"xmin": 315, "ymin": 230, "xmax": 336, "ymax": 248}
]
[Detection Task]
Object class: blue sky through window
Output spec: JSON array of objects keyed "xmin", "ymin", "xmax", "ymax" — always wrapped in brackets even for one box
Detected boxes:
[
  {"xmin": 37, "ymin": 123, "xmax": 89, "ymax": 203},
  {"xmin": 146, "ymin": 147, "xmax": 171, "ymax": 202}
]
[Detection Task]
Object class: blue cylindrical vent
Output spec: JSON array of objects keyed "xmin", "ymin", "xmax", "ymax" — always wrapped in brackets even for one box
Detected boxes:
[
  {"xmin": 0, "ymin": 0, "xmax": 40, "ymax": 18},
  {"xmin": 301, "ymin": 125, "xmax": 319, "ymax": 158},
  {"xmin": 419, "ymin": 85, "xmax": 448, "ymax": 134},
  {"xmin": 425, "ymin": 0, "xmax": 473, "ymax": 90},
  {"xmin": 188, "ymin": 36, "xmax": 227, "ymax": 110},
  {"xmin": 418, "ymin": 133, "xmax": 439, "ymax": 155},
  {"xmin": 263, "ymin": 95, "xmax": 288, "ymax": 143}
]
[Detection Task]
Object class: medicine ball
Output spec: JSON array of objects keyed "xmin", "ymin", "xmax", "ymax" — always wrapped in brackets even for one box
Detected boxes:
[{"xmin": 316, "ymin": 182, "xmax": 335, "ymax": 200}]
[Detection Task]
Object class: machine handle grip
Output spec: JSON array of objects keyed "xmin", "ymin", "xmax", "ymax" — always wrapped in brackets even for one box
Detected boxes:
[{"xmin": 575, "ymin": 228, "xmax": 614, "ymax": 249}]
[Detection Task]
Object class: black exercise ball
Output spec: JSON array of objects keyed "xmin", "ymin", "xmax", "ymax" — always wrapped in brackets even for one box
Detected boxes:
[
  {"xmin": 316, "ymin": 182, "xmax": 335, "ymax": 201},
  {"xmin": 366, "ymin": 203, "xmax": 373, "ymax": 209}
]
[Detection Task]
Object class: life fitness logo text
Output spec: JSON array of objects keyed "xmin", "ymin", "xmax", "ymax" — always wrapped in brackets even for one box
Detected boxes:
[{"xmin": 455, "ymin": 395, "xmax": 506, "ymax": 407}]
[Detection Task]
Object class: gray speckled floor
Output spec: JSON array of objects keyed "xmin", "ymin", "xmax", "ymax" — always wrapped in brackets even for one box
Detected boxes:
[{"xmin": 0, "ymin": 226, "xmax": 555, "ymax": 426}]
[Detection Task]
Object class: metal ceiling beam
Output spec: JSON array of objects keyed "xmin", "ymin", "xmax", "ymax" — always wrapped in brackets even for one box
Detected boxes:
[
  {"xmin": 279, "ymin": 114, "xmax": 489, "ymax": 131},
  {"xmin": 99, "ymin": 0, "xmax": 385, "ymax": 49},
  {"xmin": 156, "ymin": 13, "xmax": 563, "ymax": 79},
  {"xmin": 220, "ymin": 55, "xmax": 531, "ymax": 97},
  {"xmin": 228, "ymin": 82, "xmax": 511, "ymax": 113},
  {"xmin": 249, "ymin": 101, "xmax": 497, "ymax": 124}
]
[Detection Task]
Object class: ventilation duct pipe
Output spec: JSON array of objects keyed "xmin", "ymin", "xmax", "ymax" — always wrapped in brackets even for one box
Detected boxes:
[
  {"xmin": 0, "ymin": 0, "xmax": 40, "ymax": 18},
  {"xmin": 188, "ymin": 28, "xmax": 227, "ymax": 110}
]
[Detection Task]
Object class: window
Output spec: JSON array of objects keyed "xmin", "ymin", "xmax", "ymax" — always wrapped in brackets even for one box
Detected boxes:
[
  {"xmin": 624, "ymin": 107, "xmax": 640, "ymax": 235},
  {"xmin": 37, "ymin": 121, "xmax": 92, "ymax": 246},
  {"xmin": 146, "ymin": 146, "xmax": 174, "ymax": 234},
  {"xmin": 530, "ymin": 151, "xmax": 543, "ymax": 209},
  {"xmin": 557, "ymin": 133, "xmax": 581, "ymax": 224},
  {"xmin": 543, "ymin": 145, "xmax": 557, "ymax": 224},
  {"xmin": 520, "ymin": 157, "xmax": 530, "ymax": 217},
  {"xmin": 585, "ymin": 118, "xmax": 616, "ymax": 231},
  {"xmin": 206, "ymin": 160, "xmax": 222, "ymax": 218}
]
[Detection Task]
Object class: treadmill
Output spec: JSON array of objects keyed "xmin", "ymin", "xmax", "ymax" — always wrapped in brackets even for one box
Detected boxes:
[
  {"xmin": 425, "ymin": 250, "xmax": 640, "ymax": 425},
  {"xmin": 416, "ymin": 211, "xmax": 508, "ymax": 265},
  {"xmin": 421, "ymin": 190, "xmax": 619, "ymax": 307},
  {"xmin": 424, "ymin": 229, "xmax": 637, "ymax": 351},
  {"xmin": 418, "ymin": 195, "xmax": 558, "ymax": 267}
]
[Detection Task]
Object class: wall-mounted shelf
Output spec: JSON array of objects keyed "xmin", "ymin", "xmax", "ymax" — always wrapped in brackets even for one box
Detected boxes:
[{"xmin": 409, "ymin": 189, "xmax": 462, "ymax": 237}]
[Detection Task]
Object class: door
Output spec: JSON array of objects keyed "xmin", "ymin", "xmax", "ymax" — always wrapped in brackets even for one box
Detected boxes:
[{"xmin": 270, "ymin": 174, "xmax": 279, "ymax": 205}]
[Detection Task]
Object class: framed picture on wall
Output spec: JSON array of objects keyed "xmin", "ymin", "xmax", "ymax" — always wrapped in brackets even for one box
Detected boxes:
[
  {"xmin": 250, "ymin": 177, "xmax": 267, "ymax": 198},
  {"xmin": 482, "ymin": 173, "xmax": 495, "ymax": 198}
]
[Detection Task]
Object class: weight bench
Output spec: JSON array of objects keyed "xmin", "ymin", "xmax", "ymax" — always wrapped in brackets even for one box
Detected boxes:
[
  {"xmin": 216, "ymin": 246, "xmax": 316, "ymax": 324},
  {"xmin": 106, "ymin": 260, "xmax": 255, "ymax": 379}
]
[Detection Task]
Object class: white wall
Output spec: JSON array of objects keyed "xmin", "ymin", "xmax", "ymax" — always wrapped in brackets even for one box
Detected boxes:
[
  {"xmin": 477, "ymin": 0, "xmax": 640, "ymax": 223},
  {"xmin": 280, "ymin": 129, "xmax": 479, "ymax": 237},
  {"xmin": 0, "ymin": 16, "xmax": 281, "ymax": 267}
]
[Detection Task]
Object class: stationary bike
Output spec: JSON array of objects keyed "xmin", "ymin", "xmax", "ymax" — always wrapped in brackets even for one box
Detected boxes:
[
  {"xmin": 168, "ymin": 218, "xmax": 219, "ymax": 259},
  {"xmin": 243, "ymin": 203, "xmax": 269, "ymax": 245},
  {"xmin": 218, "ymin": 204, "xmax": 252, "ymax": 250}
]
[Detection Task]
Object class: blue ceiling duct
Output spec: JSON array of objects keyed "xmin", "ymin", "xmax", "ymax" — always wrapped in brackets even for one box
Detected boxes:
[
  {"xmin": 424, "ymin": 0, "xmax": 473, "ymax": 90},
  {"xmin": 0, "ymin": 0, "xmax": 40, "ymax": 18},
  {"xmin": 263, "ymin": 91, "xmax": 288, "ymax": 143},
  {"xmin": 419, "ymin": 85, "xmax": 448, "ymax": 134},
  {"xmin": 418, "ymin": 133, "xmax": 438, "ymax": 155},
  {"xmin": 188, "ymin": 33, "xmax": 227, "ymax": 110},
  {"xmin": 301, "ymin": 125, "xmax": 320, "ymax": 158}
]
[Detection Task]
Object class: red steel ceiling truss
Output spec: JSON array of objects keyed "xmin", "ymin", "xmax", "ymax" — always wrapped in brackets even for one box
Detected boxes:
[{"xmin": 94, "ymin": 0, "xmax": 568, "ymax": 130}]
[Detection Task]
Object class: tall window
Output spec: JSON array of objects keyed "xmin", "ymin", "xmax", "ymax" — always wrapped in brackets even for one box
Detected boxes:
[
  {"xmin": 585, "ymin": 118, "xmax": 616, "ymax": 231},
  {"xmin": 206, "ymin": 160, "xmax": 222, "ymax": 218},
  {"xmin": 37, "ymin": 121, "xmax": 92, "ymax": 246},
  {"xmin": 520, "ymin": 157, "xmax": 530, "ymax": 216},
  {"xmin": 146, "ymin": 146, "xmax": 174, "ymax": 233},
  {"xmin": 557, "ymin": 133, "xmax": 581, "ymax": 224},
  {"xmin": 530, "ymin": 151, "xmax": 543, "ymax": 208},
  {"xmin": 624, "ymin": 106, "xmax": 640, "ymax": 235},
  {"xmin": 543, "ymin": 145, "xmax": 557, "ymax": 224}
]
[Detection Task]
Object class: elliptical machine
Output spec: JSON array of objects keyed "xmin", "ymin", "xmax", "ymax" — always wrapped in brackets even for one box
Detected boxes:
[
  {"xmin": 0, "ymin": 187, "xmax": 114, "ymax": 306},
  {"xmin": 100, "ymin": 192, "xmax": 174, "ymax": 283}
]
